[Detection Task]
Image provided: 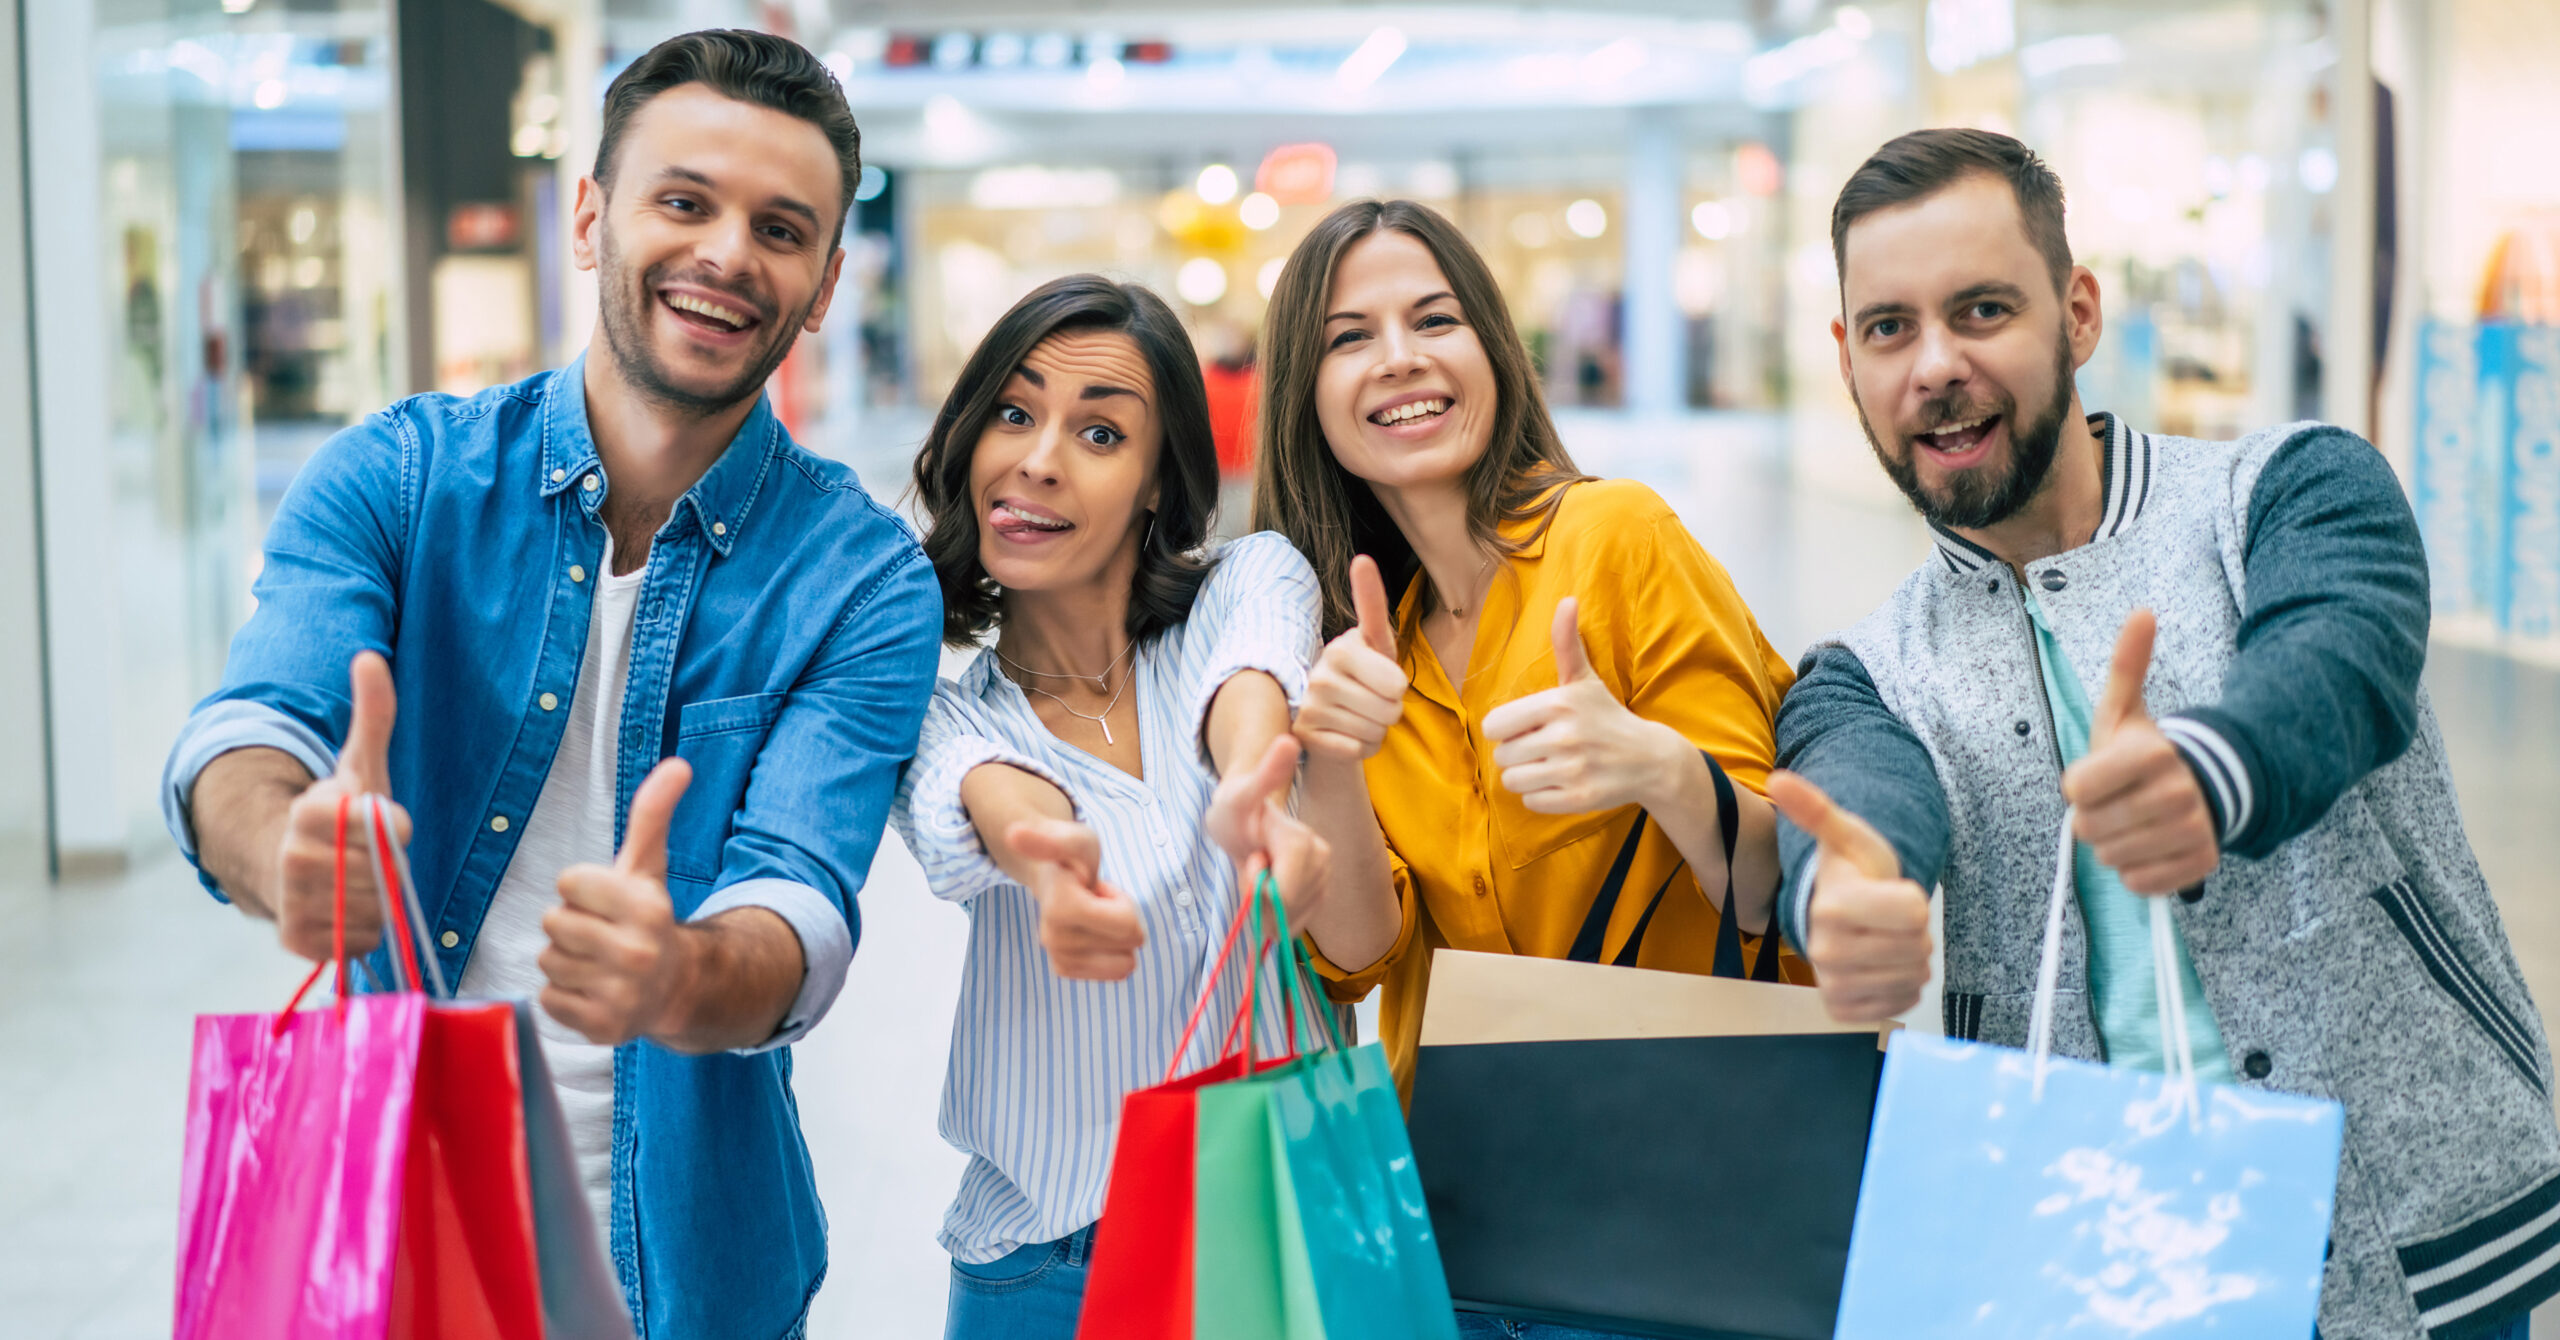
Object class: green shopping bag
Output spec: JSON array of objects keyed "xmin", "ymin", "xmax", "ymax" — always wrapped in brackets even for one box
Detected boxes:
[{"xmin": 1192, "ymin": 874, "xmax": 1459, "ymax": 1340}]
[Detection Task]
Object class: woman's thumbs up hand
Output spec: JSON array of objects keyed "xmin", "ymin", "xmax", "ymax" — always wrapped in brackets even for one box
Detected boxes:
[{"xmin": 1294, "ymin": 555, "xmax": 1412, "ymax": 764}]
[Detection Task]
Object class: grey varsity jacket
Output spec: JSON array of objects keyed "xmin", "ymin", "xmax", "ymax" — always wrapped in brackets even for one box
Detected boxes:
[{"xmin": 1774, "ymin": 414, "xmax": 2560, "ymax": 1339}]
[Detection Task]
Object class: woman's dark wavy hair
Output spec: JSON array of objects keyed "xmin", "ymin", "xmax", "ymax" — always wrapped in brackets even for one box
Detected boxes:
[
  {"xmin": 912, "ymin": 275, "xmax": 1219, "ymax": 649},
  {"xmin": 1250, "ymin": 199, "xmax": 1590, "ymax": 639}
]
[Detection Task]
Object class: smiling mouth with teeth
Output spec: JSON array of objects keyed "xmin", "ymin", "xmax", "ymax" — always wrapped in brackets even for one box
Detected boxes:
[
  {"xmin": 1917, "ymin": 413, "xmax": 2000, "ymax": 454},
  {"xmin": 664, "ymin": 291, "xmax": 757, "ymax": 333},
  {"xmin": 1370, "ymin": 397, "xmax": 1451, "ymax": 426}
]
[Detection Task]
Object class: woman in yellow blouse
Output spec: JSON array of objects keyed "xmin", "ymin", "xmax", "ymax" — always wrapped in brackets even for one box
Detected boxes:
[{"xmin": 1251, "ymin": 199, "xmax": 1803, "ymax": 1105}]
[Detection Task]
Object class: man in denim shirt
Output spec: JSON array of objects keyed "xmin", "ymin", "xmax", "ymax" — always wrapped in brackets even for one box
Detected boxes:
[{"xmin": 160, "ymin": 31, "xmax": 939, "ymax": 1337}]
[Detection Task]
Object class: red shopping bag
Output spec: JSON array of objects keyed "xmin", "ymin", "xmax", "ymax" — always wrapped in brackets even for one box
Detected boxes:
[
  {"xmin": 388, "ymin": 999, "xmax": 543, "ymax": 1340},
  {"xmin": 1077, "ymin": 881, "xmax": 1304, "ymax": 1340}
]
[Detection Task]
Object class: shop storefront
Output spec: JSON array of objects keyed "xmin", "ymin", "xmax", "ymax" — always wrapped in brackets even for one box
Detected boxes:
[{"xmin": 5, "ymin": 0, "xmax": 2554, "ymax": 878}]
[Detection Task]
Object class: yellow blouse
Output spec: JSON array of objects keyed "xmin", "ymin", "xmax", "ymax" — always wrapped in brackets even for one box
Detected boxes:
[{"xmin": 1308, "ymin": 478, "xmax": 1804, "ymax": 1092}]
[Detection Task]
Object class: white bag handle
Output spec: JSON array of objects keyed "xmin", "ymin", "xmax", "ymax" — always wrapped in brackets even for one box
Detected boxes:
[
  {"xmin": 361, "ymin": 793, "xmax": 451, "ymax": 998},
  {"xmin": 2025, "ymin": 806, "xmax": 2198, "ymax": 1119}
]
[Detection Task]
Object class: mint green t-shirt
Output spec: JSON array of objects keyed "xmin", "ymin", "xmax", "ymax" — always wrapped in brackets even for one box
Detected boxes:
[{"xmin": 2023, "ymin": 593, "xmax": 2235, "ymax": 1082}]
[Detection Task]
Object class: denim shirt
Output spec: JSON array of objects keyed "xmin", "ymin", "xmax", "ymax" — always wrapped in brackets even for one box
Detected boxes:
[{"xmin": 160, "ymin": 359, "xmax": 942, "ymax": 1338}]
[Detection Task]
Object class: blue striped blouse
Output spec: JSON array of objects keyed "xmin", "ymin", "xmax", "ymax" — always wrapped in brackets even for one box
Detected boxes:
[{"xmin": 886, "ymin": 531, "xmax": 1323, "ymax": 1264}]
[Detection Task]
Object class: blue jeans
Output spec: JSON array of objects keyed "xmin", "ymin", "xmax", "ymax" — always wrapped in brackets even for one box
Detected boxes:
[
  {"xmin": 1454, "ymin": 1313, "xmax": 1644, "ymax": 1339},
  {"xmin": 943, "ymin": 1226, "xmax": 1094, "ymax": 1340}
]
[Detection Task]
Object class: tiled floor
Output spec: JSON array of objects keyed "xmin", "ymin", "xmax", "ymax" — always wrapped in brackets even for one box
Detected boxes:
[{"xmin": 2, "ymin": 411, "xmax": 2551, "ymax": 1337}]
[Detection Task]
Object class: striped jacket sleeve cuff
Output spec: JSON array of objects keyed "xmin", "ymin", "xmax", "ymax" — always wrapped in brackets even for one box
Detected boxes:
[
  {"xmin": 691, "ymin": 878, "xmax": 851, "ymax": 1053},
  {"xmin": 2159, "ymin": 710, "xmax": 2260, "ymax": 850},
  {"xmin": 891, "ymin": 735, "xmax": 1078, "ymax": 904}
]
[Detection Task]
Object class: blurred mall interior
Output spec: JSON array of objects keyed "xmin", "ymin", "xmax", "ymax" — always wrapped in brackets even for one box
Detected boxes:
[{"xmin": 4, "ymin": 0, "xmax": 2560, "ymax": 1334}]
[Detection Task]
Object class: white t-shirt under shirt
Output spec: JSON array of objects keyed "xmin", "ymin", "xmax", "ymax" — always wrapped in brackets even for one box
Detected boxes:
[{"xmin": 457, "ymin": 537, "xmax": 644, "ymax": 1242}]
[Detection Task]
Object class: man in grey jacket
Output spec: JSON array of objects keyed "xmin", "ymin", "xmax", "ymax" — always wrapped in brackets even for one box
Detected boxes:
[{"xmin": 1769, "ymin": 128, "xmax": 2556, "ymax": 1340}]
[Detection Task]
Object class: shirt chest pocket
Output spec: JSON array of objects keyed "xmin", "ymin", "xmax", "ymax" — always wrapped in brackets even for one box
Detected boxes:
[{"xmin": 665, "ymin": 691, "xmax": 787, "ymax": 885}]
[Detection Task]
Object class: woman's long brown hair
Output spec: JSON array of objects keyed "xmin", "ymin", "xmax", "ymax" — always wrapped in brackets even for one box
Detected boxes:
[{"xmin": 1249, "ymin": 199, "xmax": 1590, "ymax": 639}]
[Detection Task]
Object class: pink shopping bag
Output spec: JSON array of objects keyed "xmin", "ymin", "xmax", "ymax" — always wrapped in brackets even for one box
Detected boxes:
[{"xmin": 175, "ymin": 794, "xmax": 429, "ymax": 1340}]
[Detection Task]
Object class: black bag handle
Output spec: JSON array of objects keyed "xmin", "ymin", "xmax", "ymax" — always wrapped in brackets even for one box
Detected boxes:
[{"xmin": 1565, "ymin": 752, "xmax": 1779, "ymax": 981}]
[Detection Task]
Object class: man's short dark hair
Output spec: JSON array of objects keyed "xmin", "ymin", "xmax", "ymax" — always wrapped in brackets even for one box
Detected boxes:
[
  {"xmin": 1831, "ymin": 128, "xmax": 2071, "ymax": 297},
  {"xmin": 594, "ymin": 30, "xmax": 860, "ymax": 246}
]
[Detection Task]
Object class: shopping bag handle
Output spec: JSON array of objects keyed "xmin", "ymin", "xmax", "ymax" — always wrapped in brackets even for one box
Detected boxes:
[
  {"xmin": 1566, "ymin": 752, "xmax": 1776, "ymax": 981},
  {"xmin": 1160, "ymin": 869, "xmax": 1338, "ymax": 1082},
  {"xmin": 272, "ymin": 795, "xmax": 356, "ymax": 1035},
  {"xmin": 2025, "ymin": 807, "xmax": 2198, "ymax": 1114},
  {"xmin": 359, "ymin": 794, "xmax": 448, "ymax": 998}
]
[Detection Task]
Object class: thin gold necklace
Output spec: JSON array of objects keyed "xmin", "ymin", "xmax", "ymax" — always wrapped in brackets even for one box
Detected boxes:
[
  {"xmin": 995, "ymin": 637, "xmax": 1135, "ymax": 693},
  {"xmin": 1004, "ymin": 656, "xmax": 1135, "ymax": 746},
  {"xmin": 1439, "ymin": 551, "xmax": 1497, "ymax": 619}
]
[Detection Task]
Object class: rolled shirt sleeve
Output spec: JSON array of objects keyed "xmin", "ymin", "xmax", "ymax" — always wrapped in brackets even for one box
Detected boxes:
[
  {"xmin": 889, "ymin": 681, "xmax": 1080, "ymax": 905},
  {"xmin": 1178, "ymin": 531, "xmax": 1321, "ymax": 769},
  {"xmin": 689, "ymin": 878, "xmax": 850, "ymax": 1053},
  {"xmin": 162, "ymin": 701, "xmax": 341, "ymax": 877}
]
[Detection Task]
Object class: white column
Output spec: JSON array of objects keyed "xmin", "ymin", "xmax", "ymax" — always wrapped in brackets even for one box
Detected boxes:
[
  {"xmin": 24, "ymin": 0, "xmax": 125, "ymax": 870},
  {"xmin": 2324, "ymin": 0, "xmax": 2378, "ymax": 438},
  {"xmin": 0, "ymin": 0, "xmax": 51, "ymax": 882},
  {"xmin": 1623, "ymin": 106, "xmax": 1687, "ymax": 417}
]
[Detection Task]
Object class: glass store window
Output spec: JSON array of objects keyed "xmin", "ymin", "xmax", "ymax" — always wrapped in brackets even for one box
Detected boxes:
[{"xmin": 33, "ymin": 0, "xmax": 397, "ymax": 866}]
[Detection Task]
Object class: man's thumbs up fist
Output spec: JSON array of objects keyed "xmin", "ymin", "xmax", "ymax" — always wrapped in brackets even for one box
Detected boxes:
[
  {"xmin": 542, "ymin": 758, "xmax": 699, "ymax": 1045},
  {"xmin": 2061, "ymin": 609, "xmax": 2220, "ymax": 896},
  {"xmin": 274, "ymin": 650, "xmax": 408, "ymax": 961},
  {"xmin": 1768, "ymin": 771, "xmax": 1933, "ymax": 1024}
]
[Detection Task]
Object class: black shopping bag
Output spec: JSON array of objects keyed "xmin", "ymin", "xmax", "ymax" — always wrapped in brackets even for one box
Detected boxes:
[{"xmin": 1406, "ymin": 769, "xmax": 1887, "ymax": 1340}]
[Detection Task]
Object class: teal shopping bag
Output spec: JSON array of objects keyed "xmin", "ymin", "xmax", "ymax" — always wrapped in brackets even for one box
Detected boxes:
[
  {"xmin": 1192, "ymin": 874, "xmax": 1459, "ymax": 1340},
  {"xmin": 1835, "ymin": 814, "xmax": 2346, "ymax": 1339}
]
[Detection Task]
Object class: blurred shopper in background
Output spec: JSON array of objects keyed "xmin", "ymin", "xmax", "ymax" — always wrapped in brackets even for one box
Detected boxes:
[
  {"xmin": 1774, "ymin": 128, "xmax": 2556, "ymax": 1340},
  {"xmin": 892, "ymin": 273, "xmax": 1330, "ymax": 1339},
  {"xmin": 156, "ymin": 30, "xmax": 940, "ymax": 1338},
  {"xmin": 1255, "ymin": 200, "xmax": 1800, "ymax": 1338}
]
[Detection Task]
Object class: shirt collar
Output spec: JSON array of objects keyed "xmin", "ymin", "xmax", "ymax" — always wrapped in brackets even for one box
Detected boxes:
[
  {"xmin": 1928, "ymin": 411, "xmax": 2149, "ymax": 576},
  {"xmin": 1500, "ymin": 476, "xmax": 1578, "ymax": 559},
  {"xmin": 538, "ymin": 353, "xmax": 783, "ymax": 559}
]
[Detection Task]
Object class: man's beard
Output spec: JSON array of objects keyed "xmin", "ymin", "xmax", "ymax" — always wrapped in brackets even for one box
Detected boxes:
[
  {"xmin": 1855, "ymin": 332, "xmax": 2075, "ymax": 532},
  {"xmin": 594, "ymin": 222, "xmax": 811, "ymax": 417}
]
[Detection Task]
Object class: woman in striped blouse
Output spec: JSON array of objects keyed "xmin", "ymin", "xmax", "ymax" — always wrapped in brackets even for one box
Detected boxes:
[{"xmin": 888, "ymin": 274, "xmax": 1331, "ymax": 1340}]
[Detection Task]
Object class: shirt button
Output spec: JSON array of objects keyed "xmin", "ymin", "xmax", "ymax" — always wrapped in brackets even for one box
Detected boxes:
[
  {"xmin": 439, "ymin": 930, "xmax": 460, "ymax": 949},
  {"xmin": 712, "ymin": 521, "xmax": 727, "ymax": 537},
  {"xmin": 549, "ymin": 468, "xmax": 566, "ymax": 483},
  {"xmin": 1471, "ymin": 874, "xmax": 1488, "ymax": 895},
  {"xmin": 2014, "ymin": 720, "xmax": 2031, "ymax": 737},
  {"xmin": 1174, "ymin": 888, "xmax": 1194, "ymax": 908},
  {"xmin": 569, "ymin": 565, "xmax": 586, "ymax": 583},
  {"xmin": 2243, "ymin": 1050, "xmax": 2273, "ymax": 1080},
  {"xmin": 583, "ymin": 474, "xmax": 600, "ymax": 492},
  {"xmin": 2039, "ymin": 569, "xmax": 2068, "ymax": 592},
  {"xmin": 538, "ymin": 692, "xmax": 558, "ymax": 711},
  {"xmin": 489, "ymin": 814, "xmax": 510, "ymax": 833},
  {"xmin": 1986, "ymin": 579, "xmax": 1999, "ymax": 594}
]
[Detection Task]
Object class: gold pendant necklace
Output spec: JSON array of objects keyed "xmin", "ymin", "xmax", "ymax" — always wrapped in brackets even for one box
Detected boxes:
[{"xmin": 1012, "ymin": 663, "xmax": 1134, "ymax": 745}]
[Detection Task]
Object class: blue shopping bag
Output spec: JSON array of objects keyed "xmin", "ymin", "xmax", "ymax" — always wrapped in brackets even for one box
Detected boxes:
[{"xmin": 1835, "ymin": 816, "xmax": 2346, "ymax": 1339}]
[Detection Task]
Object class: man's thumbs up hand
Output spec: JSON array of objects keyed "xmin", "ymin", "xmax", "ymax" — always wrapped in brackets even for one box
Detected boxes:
[
  {"xmin": 273, "ymin": 651, "xmax": 408, "ymax": 961},
  {"xmin": 543, "ymin": 758, "xmax": 700, "ymax": 1045},
  {"xmin": 1768, "ymin": 771, "xmax": 1934, "ymax": 1024},
  {"xmin": 2062, "ymin": 610, "xmax": 2220, "ymax": 896}
]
